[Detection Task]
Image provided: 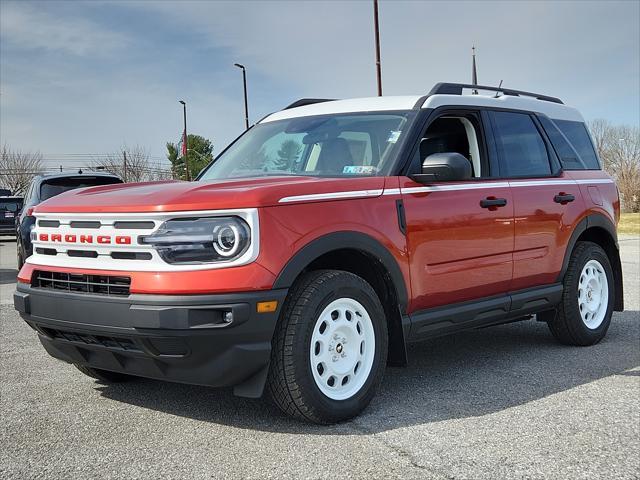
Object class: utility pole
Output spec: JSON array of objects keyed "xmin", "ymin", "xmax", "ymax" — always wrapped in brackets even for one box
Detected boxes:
[
  {"xmin": 373, "ymin": 0, "xmax": 382, "ymax": 96},
  {"xmin": 234, "ymin": 63, "xmax": 250, "ymax": 130},
  {"xmin": 123, "ymin": 150, "xmax": 128, "ymax": 182},
  {"xmin": 179, "ymin": 100, "xmax": 190, "ymax": 181}
]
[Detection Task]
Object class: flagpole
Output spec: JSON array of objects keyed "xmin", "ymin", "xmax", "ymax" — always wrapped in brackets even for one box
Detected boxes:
[{"xmin": 179, "ymin": 100, "xmax": 190, "ymax": 181}]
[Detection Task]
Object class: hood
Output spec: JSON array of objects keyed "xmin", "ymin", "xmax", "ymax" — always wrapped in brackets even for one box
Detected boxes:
[{"xmin": 35, "ymin": 176, "xmax": 387, "ymax": 213}]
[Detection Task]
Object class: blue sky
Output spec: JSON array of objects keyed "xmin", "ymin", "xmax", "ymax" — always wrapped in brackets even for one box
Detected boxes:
[{"xmin": 1, "ymin": 0, "xmax": 638, "ymax": 169}]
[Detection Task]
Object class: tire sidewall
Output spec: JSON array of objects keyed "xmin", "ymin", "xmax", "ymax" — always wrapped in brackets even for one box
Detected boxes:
[
  {"xmin": 564, "ymin": 243, "xmax": 614, "ymax": 341},
  {"xmin": 292, "ymin": 275, "xmax": 387, "ymax": 421}
]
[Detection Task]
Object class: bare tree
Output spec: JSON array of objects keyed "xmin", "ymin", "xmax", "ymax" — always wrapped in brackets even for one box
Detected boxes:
[
  {"xmin": 90, "ymin": 145, "xmax": 171, "ymax": 183},
  {"xmin": 0, "ymin": 145, "xmax": 44, "ymax": 195},
  {"xmin": 588, "ymin": 120, "xmax": 640, "ymax": 213}
]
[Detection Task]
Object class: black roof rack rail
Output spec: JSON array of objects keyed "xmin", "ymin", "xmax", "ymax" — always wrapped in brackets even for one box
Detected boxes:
[
  {"xmin": 284, "ymin": 98, "xmax": 336, "ymax": 110},
  {"xmin": 429, "ymin": 82, "xmax": 563, "ymax": 104}
]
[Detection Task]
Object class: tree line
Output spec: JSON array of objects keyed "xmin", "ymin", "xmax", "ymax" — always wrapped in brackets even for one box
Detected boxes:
[{"xmin": 588, "ymin": 120, "xmax": 639, "ymax": 213}]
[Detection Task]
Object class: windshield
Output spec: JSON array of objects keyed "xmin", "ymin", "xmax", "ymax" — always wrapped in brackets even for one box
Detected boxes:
[
  {"xmin": 40, "ymin": 176, "xmax": 122, "ymax": 201},
  {"xmin": 0, "ymin": 199, "xmax": 22, "ymax": 213},
  {"xmin": 199, "ymin": 112, "xmax": 413, "ymax": 180}
]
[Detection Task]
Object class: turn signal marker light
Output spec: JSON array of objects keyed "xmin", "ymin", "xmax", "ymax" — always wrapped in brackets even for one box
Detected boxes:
[{"xmin": 257, "ymin": 301, "xmax": 278, "ymax": 313}]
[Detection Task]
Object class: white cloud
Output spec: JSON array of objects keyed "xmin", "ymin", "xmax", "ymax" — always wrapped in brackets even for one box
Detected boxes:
[{"xmin": 0, "ymin": 2, "xmax": 128, "ymax": 56}]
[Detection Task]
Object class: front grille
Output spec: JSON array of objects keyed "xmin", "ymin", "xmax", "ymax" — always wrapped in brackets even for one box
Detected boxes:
[
  {"xmin": 33, "ymin": 270, "xmax": 131, "ymax": 296},
  {"xmin": 40, "ymin": 327, "xmax": 141, "ymax": 352}
]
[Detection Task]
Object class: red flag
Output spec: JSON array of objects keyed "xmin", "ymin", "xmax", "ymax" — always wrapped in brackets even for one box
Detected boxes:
[{"xmin": 181, "ymin": 130, "xmax": 187, "ymax": 157}]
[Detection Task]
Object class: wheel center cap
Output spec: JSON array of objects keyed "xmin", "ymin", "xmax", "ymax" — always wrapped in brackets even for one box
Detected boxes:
[{"xmin": 336, "ymin": 343, "xmax": 343, "ymax": 354}]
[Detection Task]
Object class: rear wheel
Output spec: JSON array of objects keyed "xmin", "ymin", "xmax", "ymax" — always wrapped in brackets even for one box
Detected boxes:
[
  {"xmin": 543, "ymin": 241, "xmax": 614, "ymax": 346},
  {"xmin": 268, "ymin": 270, "xmax": 388, "ymax": 424},
  {"xmin": 74, "ymin": 364, "xmax": 133, "ymax": 383}
]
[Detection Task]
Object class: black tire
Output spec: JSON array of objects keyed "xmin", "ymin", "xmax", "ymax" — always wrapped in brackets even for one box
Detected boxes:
[
  {"xmin": 17, "ymin": 248, "xmax": 24, "ymax": 270},
  {"xmin": 74, "ymin": 364, "xmax": 133, "ymax": 383},
  {"xmin": 267, "ymin": 270, "xmax": 388, "ymax": 424},
  {"xmin": 542, "ymin": 241, "xmax": 614, "ymax": 346}
]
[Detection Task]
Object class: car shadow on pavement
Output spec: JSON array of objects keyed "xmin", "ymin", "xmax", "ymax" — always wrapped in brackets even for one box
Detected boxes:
[
  {"xmin": 0, "ymin": 269, "xmax": 18, "ymax": 285},
  {"xmin": 96, "ymin": 311, "xmax": 640, "ymax": 434}
]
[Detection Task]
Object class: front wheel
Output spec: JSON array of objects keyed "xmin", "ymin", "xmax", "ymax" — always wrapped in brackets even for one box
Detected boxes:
[
  {"xmin": 542, "ymin": 241, "xmax": 614, "ymax": 346},
  {"xmin": 268, "ymin": 270, "xmax": 388, "ymax": 424}
]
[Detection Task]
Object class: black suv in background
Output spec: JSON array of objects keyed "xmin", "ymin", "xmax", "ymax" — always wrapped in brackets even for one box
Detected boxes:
[
  {"xmin": 17, "ymin": 172, "xmax": 122, "ymax": 267},
  {"xmin": 0, "ymin": 196, "xmax": 23, "ymax": 236}
]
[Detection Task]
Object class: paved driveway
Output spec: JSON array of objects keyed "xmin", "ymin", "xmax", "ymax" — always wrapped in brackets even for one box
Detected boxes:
[{"xmin": 1, "ymin": 235, "xmax": 638, "ymax": 479}]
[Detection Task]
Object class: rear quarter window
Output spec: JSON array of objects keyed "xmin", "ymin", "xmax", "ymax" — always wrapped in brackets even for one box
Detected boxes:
[{"xmin": 552, "ymin": 119, "xmax": 600, "ymax": 170}]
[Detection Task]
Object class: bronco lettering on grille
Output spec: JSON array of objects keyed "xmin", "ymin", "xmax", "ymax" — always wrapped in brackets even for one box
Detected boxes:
[{"xmin": 39, "ymin": 233, "xmax": 132, "ymax": 245}]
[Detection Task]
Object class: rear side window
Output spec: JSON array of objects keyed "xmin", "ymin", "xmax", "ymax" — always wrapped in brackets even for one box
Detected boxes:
[
  {"xmin": 490, "ymin": 111, "xmax": 552, "ymax": 177},
  {"xmin": 553, "ymin": 120, "xmax": 600, "ymax": 169},
  {"xmin": 40, "ymin": 176, "xmax": 122, "ymax": 201}
]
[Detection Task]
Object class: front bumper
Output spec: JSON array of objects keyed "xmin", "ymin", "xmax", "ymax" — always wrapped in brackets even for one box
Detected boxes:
[{"xmin": 14, "ymin": 284, "xmax": 287, "ymax": 397}]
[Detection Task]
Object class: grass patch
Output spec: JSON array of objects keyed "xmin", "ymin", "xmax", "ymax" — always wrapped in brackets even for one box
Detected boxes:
[{"xmin": 619, "ymin": 213, "xmax": 640, "ymax": 236}]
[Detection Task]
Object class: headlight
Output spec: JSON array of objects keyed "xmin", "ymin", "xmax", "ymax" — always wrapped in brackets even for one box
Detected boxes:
[{"xmin": 140, "ymin": 216, "xmax": 251, "ymax": 264}]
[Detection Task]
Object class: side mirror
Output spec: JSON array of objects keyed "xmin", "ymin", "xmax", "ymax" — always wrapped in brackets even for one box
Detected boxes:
[{"xmin": 410, "ymin": 152, "xmax": 472, "ymax": 183}]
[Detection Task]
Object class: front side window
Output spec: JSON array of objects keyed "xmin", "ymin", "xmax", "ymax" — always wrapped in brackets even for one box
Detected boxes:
[
  {"xmin": 199, "ymin": 112, "xmax": 413, "ymax": 180},
  {"xmin": 491, "ymin": 111, "xmax": 551, "ymax": 177},
  {"xmin": 414, "ymin": 114, "xmax": 486, "ymax": 178}
]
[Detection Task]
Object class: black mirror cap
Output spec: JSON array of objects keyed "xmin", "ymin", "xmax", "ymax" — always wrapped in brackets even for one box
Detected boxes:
[{"xmin": 410, "ymin": 152, "xmax": 472, "ymax": 183}]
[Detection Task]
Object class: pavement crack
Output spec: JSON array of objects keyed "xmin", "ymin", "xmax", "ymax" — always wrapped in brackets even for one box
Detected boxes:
[{"xmin": 347, "ymin": 420, "xmax": 453, "ymax": 479}]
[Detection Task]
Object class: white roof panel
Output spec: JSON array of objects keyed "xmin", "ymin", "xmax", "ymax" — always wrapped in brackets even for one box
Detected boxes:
[
  {"xmin": 260, "ymin": 96, "xmax": 422, "ymax": 123},
  {"xmin": 422, "ymin": 94, "xmax": 584, "ymax": 122},
  {"xmin": 260, "ymin": 92, "xmax": 584, "ymax": 124}
]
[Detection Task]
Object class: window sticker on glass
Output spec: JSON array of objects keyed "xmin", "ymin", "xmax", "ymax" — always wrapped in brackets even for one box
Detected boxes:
[
  {"xmin": 387, "ymin": 131, "xmax": 401, "ymax": 143},
  {"xmin": 343, "ymin": 165, "xmax": 377, "ymax": 175}
]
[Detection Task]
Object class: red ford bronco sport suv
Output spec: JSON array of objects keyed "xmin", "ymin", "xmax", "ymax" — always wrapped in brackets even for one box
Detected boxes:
[{"xmin": 14, "ymin": 83, "xmax": 623, "ymax": 424}]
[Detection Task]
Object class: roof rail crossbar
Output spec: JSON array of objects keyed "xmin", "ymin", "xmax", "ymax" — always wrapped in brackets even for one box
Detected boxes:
[
  {"xmin": 284, "ymin": 98, "xmax": 336, "ymax": 110},
  {"xmin": 429, "ymin": 83, "xmax": 563, "ymax": 104}
]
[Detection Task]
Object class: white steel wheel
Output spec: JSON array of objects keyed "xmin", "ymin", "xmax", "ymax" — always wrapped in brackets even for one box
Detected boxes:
[
  {"xmin": 310, "ymin": 298, "xmax": 376, "ymax": 401},
  {"xmin": 578, "ymin": 259, "xmax": 609, "ymax": 330}
]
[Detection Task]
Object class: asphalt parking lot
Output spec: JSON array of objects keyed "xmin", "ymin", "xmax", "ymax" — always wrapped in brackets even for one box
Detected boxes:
[{"xmin": 1, "ymin": 235, "xmax": 638, "ymax": 479}]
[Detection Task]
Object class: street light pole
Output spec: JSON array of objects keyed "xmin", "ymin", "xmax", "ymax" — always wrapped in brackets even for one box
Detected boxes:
[
  {"xmin": 179, "ymin": 100, "xmax": 190, "ymax": 181},
  {"xmin": 373, "ymin": 0, "xmax": 382, "ymax": 97},
  {"xmin": 234, "ymin": 63, "xmax": 249, "ymax": 130}
]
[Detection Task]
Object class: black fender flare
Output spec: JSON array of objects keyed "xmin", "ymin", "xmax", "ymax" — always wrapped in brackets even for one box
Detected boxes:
[
  {"xmin": 558, "ymin": 213, "xmax": 623, "ymax": 311},
  {"xmin": 273, "ymin": 231, "xmax": 409, "ymax": 311}
]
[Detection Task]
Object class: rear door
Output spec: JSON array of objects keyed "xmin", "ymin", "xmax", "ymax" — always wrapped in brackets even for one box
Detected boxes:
[
  {"xmin": 488, "ymin": 110, "xmax": 585, "ymax": 290},
  {"xmin": 401, "ymin": 109, "xmax": 514, "ymax": 313}
]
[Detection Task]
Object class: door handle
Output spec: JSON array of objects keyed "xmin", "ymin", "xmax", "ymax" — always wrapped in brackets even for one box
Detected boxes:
[
  {"xmin": 554, "ymin": 193, "xmax": 575, "ymax": 204},
  {"xmin": 480, "ymin": 197, "xmax": 508, "ymax": 209}
]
